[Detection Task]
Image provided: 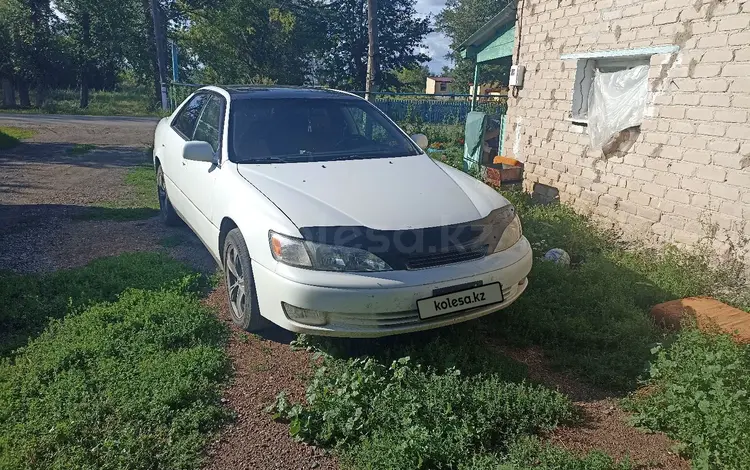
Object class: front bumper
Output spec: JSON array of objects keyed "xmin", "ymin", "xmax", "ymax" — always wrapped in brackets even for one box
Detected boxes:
[{"xmin": 252, "ymin": 237, "xmax": 533, "ymax": 337}]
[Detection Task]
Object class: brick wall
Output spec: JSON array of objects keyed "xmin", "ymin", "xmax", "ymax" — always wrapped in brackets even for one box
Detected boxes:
[{"xmin": 505, "ymin": 0, "xmax": 750, "ymax": 260}]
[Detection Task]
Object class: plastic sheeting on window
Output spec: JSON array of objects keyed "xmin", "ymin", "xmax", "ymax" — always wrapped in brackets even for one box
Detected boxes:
[{"xmin": 587, "ymin": 64, "xmax": 649, "ymax": 149}]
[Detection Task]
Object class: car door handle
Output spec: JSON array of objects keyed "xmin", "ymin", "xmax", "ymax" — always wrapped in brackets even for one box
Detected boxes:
[{"xmin": 182, "ymin": 161, "xmax": 186, "ymax": 166}]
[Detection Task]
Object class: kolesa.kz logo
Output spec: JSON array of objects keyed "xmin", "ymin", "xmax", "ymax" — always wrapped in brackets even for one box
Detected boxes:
[{"xmin": 434, "ymin": 291, "xmax": 486, "ymax": 311}]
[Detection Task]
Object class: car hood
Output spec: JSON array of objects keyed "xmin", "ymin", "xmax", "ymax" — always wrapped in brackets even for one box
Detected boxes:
[{"xmin": 236, "ymin": 155, "xmax": 509, "ymax": 231}]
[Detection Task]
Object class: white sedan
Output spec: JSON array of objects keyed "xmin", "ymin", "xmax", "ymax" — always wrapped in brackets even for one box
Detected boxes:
[{"xmin": 153, "ymin": 85, "xmax": 532, "ymax": 337}]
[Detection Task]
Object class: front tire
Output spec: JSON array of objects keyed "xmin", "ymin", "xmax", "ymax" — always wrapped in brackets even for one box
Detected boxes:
[
  {"xmin": 223, "ymin": 228, "xmax": 269, "ymax": 332},
  {"xmin": 157, "ymin": 164, "xmax": 180, "ymax": 226}
]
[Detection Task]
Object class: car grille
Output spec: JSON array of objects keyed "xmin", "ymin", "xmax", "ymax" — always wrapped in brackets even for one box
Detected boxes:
[{"xmin": 405, "ymin": 245, "xmax": 488, "ymax": 270}]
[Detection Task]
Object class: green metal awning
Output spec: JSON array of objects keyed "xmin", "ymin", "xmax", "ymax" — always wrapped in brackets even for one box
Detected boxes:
[
  {"xmin": 458, "ymin": 4, "xmax": 516, "ymax": 111},
  {"xmin": 458, "ymin": 5, "xmax": 516, "ymax": 64}
]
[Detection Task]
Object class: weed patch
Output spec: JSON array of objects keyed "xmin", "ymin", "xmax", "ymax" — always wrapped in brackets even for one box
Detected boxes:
[
  {"xmin": 625, "ymin": 328, "xmax": 750, "ymax": 468},
  {"xmin": 299, "ymin": 325, "xmax": 528, "ymax": 379},
  {"xmin": 0, "ymin": 288, "xmax": 229, "ymax": 469},
  {"xmin": 273, "ymin": 352, "xmax": 574, "ymax": 469},
  {"xmin": 0, "ymin": 126, "xmax": 36, "ymax": 149},
  {"xmin": 66, "ymin": 143, "xmax": 96, "ymax": 155},
  {"xmin": 0, "ymin": 252, "xmax": 204, "ymax": 356},
  {"xmin": 494, "ymin": 436, "xmax": 632, "ymax": 470},
  {"xmin": 75, "ymin": 164, "xmax": 159, "ymax": 221}
]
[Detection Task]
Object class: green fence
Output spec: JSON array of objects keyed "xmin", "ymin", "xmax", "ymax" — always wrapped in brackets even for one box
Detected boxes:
[{"xmin": 169, "ymin": 84, "xmax": 507, "ymax": 125}]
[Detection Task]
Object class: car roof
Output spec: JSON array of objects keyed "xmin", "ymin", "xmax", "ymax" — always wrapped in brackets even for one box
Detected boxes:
[{"xmin": 217, "ymin": 85, "xmax": 361, "ymax": 101}]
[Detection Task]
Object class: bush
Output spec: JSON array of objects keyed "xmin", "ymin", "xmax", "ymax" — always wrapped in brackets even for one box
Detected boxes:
[
  {"xmin": 625, "ymin": 328, "xmax": 750, "ymax": 469},
  {"xmin": 0, "ymin": 252, "xmax": 205, "ymax": 356},
  {"xmin": 272, "ymin": 354, "xmax": 573, "ymax": 469},
  {"xmin": 0, "ymin": 288, "xmax": 230, "ymax": 470}
]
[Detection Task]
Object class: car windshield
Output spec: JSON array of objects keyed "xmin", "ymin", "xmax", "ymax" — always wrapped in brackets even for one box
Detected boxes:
[{"xmin": 228, "ymin": 98, "xmax": 421, "ymax": 163}]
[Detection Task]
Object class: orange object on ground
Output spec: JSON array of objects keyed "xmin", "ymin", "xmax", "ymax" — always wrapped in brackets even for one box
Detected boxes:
[
  {"xmin": 493, "ymin": 155, "xmax": 522, "ymax": 166},
  {"xmin": 649, "ymin": 297, "xmax": 750, "ymax": 343}
]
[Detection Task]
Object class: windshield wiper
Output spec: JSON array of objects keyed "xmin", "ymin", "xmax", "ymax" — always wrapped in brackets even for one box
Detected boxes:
[
  {"xmin": 234, "ymin": 151, "xmax": 321, "ymax": 164},
  {"xmin": 325, "ymin": 151, "xmax": 415, "ymax": 161},
  {"xmin": 234, "ymin": 156, "xmax": 292, "ymax": 164}
]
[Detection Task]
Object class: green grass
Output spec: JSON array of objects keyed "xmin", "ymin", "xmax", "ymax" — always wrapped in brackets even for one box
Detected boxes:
[
  {"xmin": 0, "ymin": 252, "xmax": 229, "ymax": 470},
  {"xmin": 272, "ymin": 349, "xmax": 576, "ymax": 469},
  {"xmin": 0, "ymin": 252, "xmax": 205, "ymax": 356},
  {"xmin": 0, "ymin": 126, "xmax": 36, "ymax": 149},
  {"xmin": 66, "ymin": 143, "xmax": 96, "ymax": 155},
  {"xmin": 160, "ymin": 234, "xmax": 187, "ymax": 248},
  {"xmin": 496, "ymin": 437, "xmax": 633, "ymax": 470},
  {"xmin": 75, "ymin": 164, "xmax": 160, "ymax": 221},
  {"xmin": 492, "ymin": 190, "xmax": 749, "ymax": 390},
  {"xmin": 273, "ymin": 333, "xmax": 632, "ymax": 469},
  {"xmin": 1, "ymin": 87, "xmax": 164, "ymax": 117},
  {"xmin": 625, "ymin": 328, "xmax": 750, "ymax": 468}
]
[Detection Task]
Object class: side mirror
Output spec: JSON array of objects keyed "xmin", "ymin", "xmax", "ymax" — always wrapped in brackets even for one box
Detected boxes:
[
  {"xmin": 411, "ymin": 133, "xmax": 429, "ymax": 150},
  {"xmin": 182, "ymin": 141, "xmax": 215, "ymax": 162}
]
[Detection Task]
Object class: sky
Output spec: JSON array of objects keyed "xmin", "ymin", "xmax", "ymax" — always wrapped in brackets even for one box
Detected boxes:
[{"xmin": 415, "ymin": 0, "xmax": 452, "ymax": 75}]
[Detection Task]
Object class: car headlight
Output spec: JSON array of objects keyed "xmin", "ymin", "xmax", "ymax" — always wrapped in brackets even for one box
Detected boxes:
[
  {"xmin": 269, "ymin": 231, "xmax": 392, "ymax": 272},
  {"xmin": 494, "ymin": 214, "xmax": 522, "ymax": 252}
]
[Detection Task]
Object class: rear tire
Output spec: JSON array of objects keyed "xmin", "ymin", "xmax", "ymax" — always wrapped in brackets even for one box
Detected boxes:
[
  {"xmin": 157, "ymin": 164, "xmax": 180, "ymax": 226},
  {"xmin": 223, "ymin": 228, "xmax": 269, "ymax": 332}
]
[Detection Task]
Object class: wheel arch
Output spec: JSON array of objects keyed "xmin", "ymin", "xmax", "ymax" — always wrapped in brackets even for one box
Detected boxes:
[{"xmin": 218, "ymin": 217, "xmax": 239, "ymax": 268}]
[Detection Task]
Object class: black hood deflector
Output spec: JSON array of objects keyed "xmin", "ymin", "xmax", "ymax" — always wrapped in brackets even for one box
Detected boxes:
[{"xmin": 298, "ymin": 204, "xmax": 516, "ymax": 270}]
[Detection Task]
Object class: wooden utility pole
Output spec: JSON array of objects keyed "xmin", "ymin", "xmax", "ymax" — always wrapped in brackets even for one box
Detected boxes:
[
  {"xmin": 79, "ymin": 12, "xmax": 91, "ymax": 108},
  {"xmin": 150, "ymin": 0, "xmax": 169, "ymax": 110},
  {"xmin": 364, "ymin": 0, "xmax": 378, "ymax": 102}
]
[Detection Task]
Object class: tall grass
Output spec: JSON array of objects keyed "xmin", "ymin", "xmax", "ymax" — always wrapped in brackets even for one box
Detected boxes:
[{"xmin": 2, "ymin": 87, "xmax": 163, "ymax": 117}]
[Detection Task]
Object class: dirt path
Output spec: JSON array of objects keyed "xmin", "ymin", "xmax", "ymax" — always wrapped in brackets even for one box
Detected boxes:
[
  {"xmin": 499, "ymin": 345, "xmax": 690, "ymax": 470},
  {"xmin": 1, "ymin": 114, "xmax": 686, "ymax": 470}
]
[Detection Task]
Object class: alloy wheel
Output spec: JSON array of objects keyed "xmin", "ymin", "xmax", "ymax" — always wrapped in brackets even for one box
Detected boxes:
[
  {"xmin": 225, "ymin": 244, "xmax": 248, "ymax": 321},
  {"xmin": 157, "ymin": 168, "xmax": 168, "ymax": 214}
]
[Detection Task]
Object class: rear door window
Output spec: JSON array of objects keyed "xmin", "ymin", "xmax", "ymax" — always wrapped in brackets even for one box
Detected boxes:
[{"xmin": 173, "ymin": 93, "xmax": 208, "ymax": 139}]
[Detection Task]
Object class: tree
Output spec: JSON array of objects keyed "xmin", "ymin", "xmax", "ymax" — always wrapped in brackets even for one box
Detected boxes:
[
  {"xmin": 364, "ymin": 0, "xmax": 377, "ymax": 101},
  {"xmin": 0, "ymin": 0, "xmax": 59, "ymax": 107},
  {"xmin": 179, "ymin": 0, "xmax": 325, "ymax": 85},
  {"xmin": 150, "ymin": 0, "xmax": 168, "ymax": 109},
  {"xmin": 435, "ymin": 0, "xmax": 512, "ymax": 90},
  {"xmin": 391, "ymin": 64, "xmax": 430, "ymax": 93},
  {"xmin": 0, "ymin": 0, "xmax": 17, "ymax": 107},
  {"xmin": 315, "ymin": 0, "xmax": 430, "ymax": 91},
  {"xmin": 57, "ymin": 0, "xmax": 143, "ymax": 107}
]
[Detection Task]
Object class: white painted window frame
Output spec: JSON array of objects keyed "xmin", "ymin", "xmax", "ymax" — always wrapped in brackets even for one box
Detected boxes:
[{"xmin": 562, "ymin": 45, "xmax": 679, "ymax": 125}]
